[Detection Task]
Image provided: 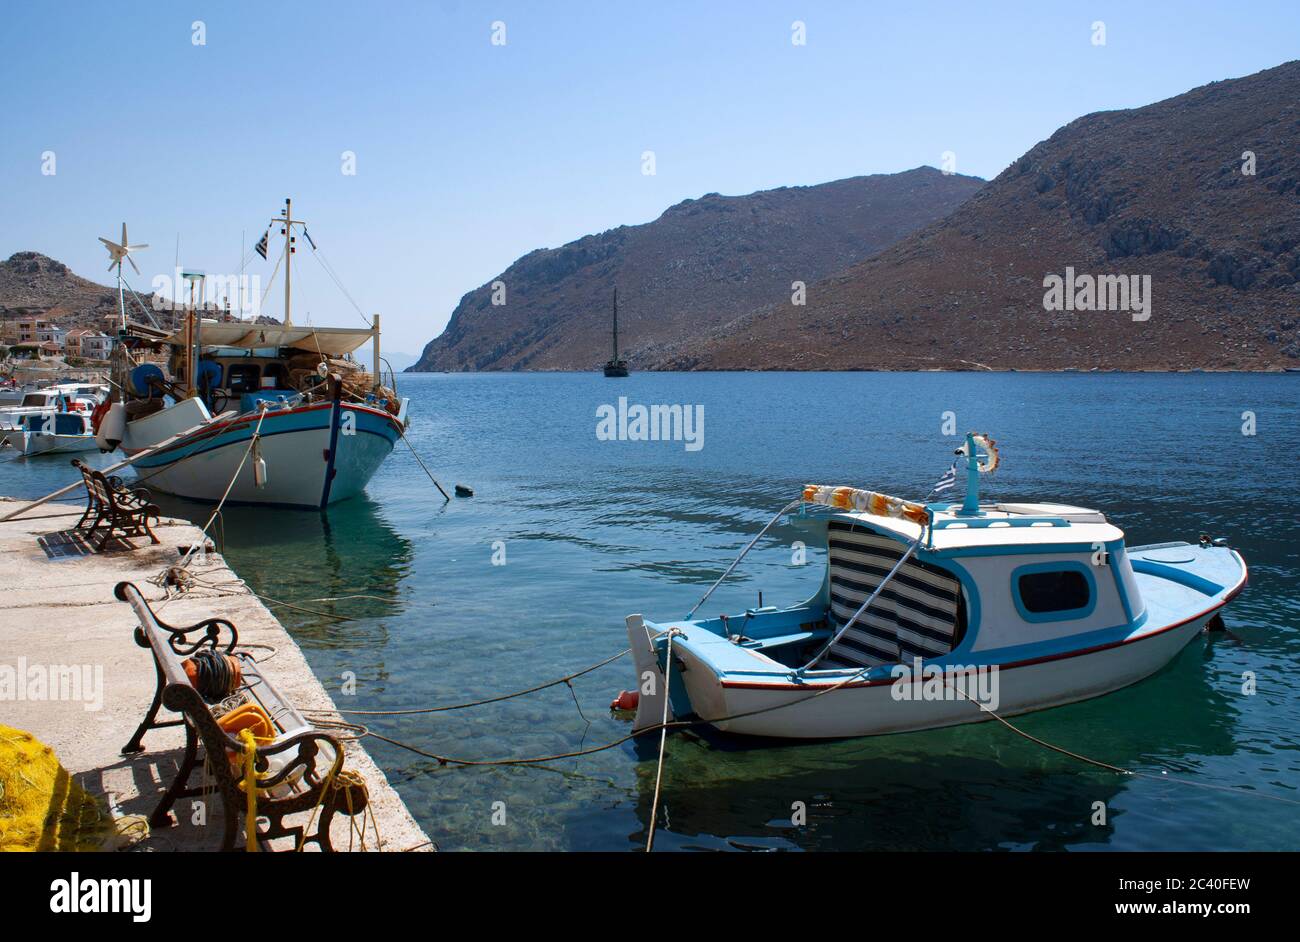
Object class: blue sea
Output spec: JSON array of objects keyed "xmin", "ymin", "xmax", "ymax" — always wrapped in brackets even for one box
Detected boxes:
[{"xmin": 4, "ymin": 372, "xmax": 1297, "ymax": 851}]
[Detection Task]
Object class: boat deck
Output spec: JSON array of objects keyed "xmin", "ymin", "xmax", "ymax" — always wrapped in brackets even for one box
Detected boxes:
[{"xmin": 1128, "ymin": 542, "xmax": 1247, "ymax": 634}]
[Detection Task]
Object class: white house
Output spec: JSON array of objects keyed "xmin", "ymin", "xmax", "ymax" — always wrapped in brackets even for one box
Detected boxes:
[{"xmin": 66, "ymin": 328, "xmax": 114, "ymax": 360}]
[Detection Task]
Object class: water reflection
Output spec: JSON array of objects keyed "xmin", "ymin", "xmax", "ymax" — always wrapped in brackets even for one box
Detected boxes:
[
  {"xmin": 149, "ymin": 492, "xmax": 414, "ymax": 652},
  {"xmin": 629, "ymin": 638, "xmax": 1243, "ymax": 851}
]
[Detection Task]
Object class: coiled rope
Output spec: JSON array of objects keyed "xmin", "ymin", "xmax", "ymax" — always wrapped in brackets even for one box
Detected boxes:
[{"xmin": 187, "ymin": 650, "xmax": 242, "ymax": 701}]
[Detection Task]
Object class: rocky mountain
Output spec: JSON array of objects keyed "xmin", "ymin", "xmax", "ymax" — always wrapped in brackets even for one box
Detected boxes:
[
  {"xmin": 0, "ymin": 252, "xmax": 271, "ymax": 339},
  {"xmin": 0, "ymin": 252, "xmax": 129, "ymax": 332},
  {"xmin": 662, "ymin": 62, "xmax": 1300, "ymax": 371},
  {"xmin": 410, "ymin": 168, "xmax": 984, "ymax": 371}
]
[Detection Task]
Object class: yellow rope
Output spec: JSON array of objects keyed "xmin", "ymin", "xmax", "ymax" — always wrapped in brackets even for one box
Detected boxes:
[
  {"xmin": 238, "ymin": 728, "xmax": 261, "ymax": 852},
  {"xmin": 294, "ymin": 756, "xmax": 342, "ymax": 852}
]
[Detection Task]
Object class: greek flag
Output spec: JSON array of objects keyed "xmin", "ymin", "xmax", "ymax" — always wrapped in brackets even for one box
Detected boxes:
[
  {"xmin": 254, "ymin": 229, "xmax": 269, "ymax": 259},
  {"xmin": 926, "ymin": 460, "xmax": 958, "ymax": 499}
]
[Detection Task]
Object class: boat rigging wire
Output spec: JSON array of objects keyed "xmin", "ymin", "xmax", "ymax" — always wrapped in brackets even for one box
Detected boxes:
[
  {"xmin": 686, "ymin": 499, "xmax": 802, "ymax": 619},
  {"xmin": 797, "ymin": 530, "xmax": 925, "ymax": 676},
  {"xmin": 307, "ymin": 239, "xmax": 375, "ymax": 330},
  {"xmin": 259, "ymin": 242, "xmax": 287, "ymax": 312}
]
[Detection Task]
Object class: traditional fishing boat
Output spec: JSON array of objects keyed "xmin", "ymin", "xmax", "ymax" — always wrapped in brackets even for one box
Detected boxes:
[
  {"xmin": 100, "ymin": 200, "xmax": 409, "ymax": 508},
  {"xmin": 624, "ymin": 434, "xmax": 1248, "ymax": 739}
]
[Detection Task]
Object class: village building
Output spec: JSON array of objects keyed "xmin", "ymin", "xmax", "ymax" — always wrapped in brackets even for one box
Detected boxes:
[{"xmin": 65, "ymin": 327, "xmax": 114, "ymax": 360}]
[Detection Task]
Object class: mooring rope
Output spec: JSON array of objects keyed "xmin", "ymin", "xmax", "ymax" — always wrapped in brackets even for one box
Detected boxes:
[
  {"xmin": 939, "ymin": 679, "xmax": 1300, "ymax": 807},
  {"xmin": 397, "ymin": 429, "xmax": 450, "ymax": 502},
  {"xmin": 314, "ymin": 641, "xmax": 1300, "ymax": 835},
  {"xmin": 175, "ymin": 405, "xmax": 269, "ymax": 572},
  {"xmin": 645, "ymin": 628, "xmax": 678, "ymax": 851},
  {"xmin": 326, "ymin": 648, "xmax": 632, "ymax": 716}
]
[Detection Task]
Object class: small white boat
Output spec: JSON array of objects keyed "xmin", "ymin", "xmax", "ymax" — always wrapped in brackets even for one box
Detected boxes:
[
  {"xmin": 624, "ymin": 434, "xmax": 1248, "ymax": 740},
  {"xmin": 0, "ymin": 389, "xmax": 101, "ymax": 431},
  {"xmin": 3, "ymin": 411, "xmax": 98, "ymax": 456}
]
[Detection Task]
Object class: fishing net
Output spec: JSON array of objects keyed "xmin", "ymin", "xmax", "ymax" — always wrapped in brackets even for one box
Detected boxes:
[{"xmin": 0, "ymin": 723, "xmax": 147, "ymax": 852}]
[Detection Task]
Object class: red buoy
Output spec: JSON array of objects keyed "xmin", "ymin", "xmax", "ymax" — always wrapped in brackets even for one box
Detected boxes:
[{"xmin": 610, "ymin": 690, "xmax": 639, "ymax": 711}]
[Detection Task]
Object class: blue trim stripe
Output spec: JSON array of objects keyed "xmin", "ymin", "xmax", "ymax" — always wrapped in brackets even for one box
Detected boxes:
[
  {"xmin": 132, "ymin": 403, "xmax": 400, "ymax": 470},
  {"xmin": 1130, "ymin": 559, "xmax": 1225, "ymax": 596}
]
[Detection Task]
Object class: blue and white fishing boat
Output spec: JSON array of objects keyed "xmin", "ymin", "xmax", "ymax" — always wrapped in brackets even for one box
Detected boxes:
[
  {"xmin": 2, "ymin": 410, "xmax": 98, "ymax": 456},
  {"xmin": 625, "ymin": 434, "xmax": 1248, "ymax": 739},
  {"xmin": 103, "ymin": 200, "xmax": 409, "ymax": 509},
  {"xmin": 1, "ymin": 386, "xmax": 103, "ymax": 431}
]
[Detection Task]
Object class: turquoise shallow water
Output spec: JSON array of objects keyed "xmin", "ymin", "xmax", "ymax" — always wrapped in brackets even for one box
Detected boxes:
[{"xmin": 4, "ymin": 372, "xmax": 1297, "ymax": 851}]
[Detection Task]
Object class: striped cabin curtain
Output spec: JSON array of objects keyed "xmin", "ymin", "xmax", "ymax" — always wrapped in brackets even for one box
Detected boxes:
[{"xmin": 817, "ymin": 520, "xmax": 962, "ymax": 670}]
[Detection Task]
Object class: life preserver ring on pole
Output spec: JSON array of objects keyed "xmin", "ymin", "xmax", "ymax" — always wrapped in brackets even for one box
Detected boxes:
[{"xmin": 959, "ymin": 433, "xmax": 1000, "ymax": 472}]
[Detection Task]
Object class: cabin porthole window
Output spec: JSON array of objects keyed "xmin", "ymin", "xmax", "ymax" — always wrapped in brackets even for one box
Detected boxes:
[{"xmin": 1011, "ymin": 563, "xmax": 1096, "ymax": 622}]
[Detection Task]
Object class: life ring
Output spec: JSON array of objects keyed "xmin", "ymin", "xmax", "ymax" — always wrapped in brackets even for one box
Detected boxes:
[
  {"xmin": 959, "ymin": 433, "xmax": 1000, "ymax": 473},
  {"xmin": 90, "ymin": 399, "xmax": 112, "ymax": 433}
]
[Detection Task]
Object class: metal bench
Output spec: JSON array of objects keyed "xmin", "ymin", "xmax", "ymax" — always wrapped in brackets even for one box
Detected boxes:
[
  {"xmin": 71, "ymin": 459, "xmax": 161, "ymax": 551},
  {"xmin": 116, "ymin": 581, "xmax": 367, "ymax": 851}
]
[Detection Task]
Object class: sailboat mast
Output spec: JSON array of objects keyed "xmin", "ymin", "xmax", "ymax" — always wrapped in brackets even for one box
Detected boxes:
[
  {"xmin": 283, "ymin": 197, "xmax": 293, "ymax": 326},
  {"xmin": 612, "ymin": 287, "xmax": 619, "ymax": 360}
]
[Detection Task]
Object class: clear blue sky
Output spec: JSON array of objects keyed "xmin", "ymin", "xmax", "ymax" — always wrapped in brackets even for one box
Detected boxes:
[{"xmin": 2, "ymin": 1, "xmax": 1295, "ymax": 353}]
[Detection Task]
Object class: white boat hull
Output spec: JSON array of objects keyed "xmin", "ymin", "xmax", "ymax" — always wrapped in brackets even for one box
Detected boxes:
[
  {"xmin": 634, "ymin": 613, "xmax": 1212, "ymax": 740},
  {"xmin": 3, "ymin": 431, "xmax": 100, "ymax": 456}
]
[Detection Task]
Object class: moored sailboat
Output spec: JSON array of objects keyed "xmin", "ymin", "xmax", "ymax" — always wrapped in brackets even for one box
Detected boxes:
[{"xmin": 603, "ymin": 288, "xmax": 629, "ymax": 377}]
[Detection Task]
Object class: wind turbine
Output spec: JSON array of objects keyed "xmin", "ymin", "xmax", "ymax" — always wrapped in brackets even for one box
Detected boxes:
[{"xmin": 99, "ymin": 223, "xmax": 148, "ymax": 330}]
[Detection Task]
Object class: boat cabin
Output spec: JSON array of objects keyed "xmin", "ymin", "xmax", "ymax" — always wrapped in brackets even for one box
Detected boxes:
[
  {"xmin": 14, "ymin": 411, "xmax": 93, "ymax": 436},
  {"xmin": 118, "ymin": 321, "xmax": 397, "ymax": 419},
  {"xmin": 784, "ymin": 499, "xmax": 1141, "ymax": 672}
]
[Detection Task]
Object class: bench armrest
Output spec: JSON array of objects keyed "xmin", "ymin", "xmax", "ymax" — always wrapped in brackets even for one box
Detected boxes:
[
  {"xmin": 248, "ymin": 730, "xmax": 344, "ymax": 790},
  {"xmin": 161, "ymin": 617, "xmax": 240, "ymax": 656},
  {"xmin": 117, "ymin": 581, "xmax": 240, "ymax": 654}
]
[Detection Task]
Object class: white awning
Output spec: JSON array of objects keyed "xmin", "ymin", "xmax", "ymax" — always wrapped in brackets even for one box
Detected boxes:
[{"xmin": 162, "ymin": 322, "xmax": 375, "ymax": 356}]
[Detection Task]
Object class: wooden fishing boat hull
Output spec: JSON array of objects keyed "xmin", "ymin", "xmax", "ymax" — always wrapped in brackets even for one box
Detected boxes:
[{"xmin": 124, "ymin": 400, "xmax": 406, "ymax": 508}]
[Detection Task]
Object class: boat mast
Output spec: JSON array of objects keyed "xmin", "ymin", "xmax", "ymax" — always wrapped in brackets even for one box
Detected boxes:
[
  {"xmin": 282, "ymin": 198, "xmax": 295, "ymax": 326},
  {"xmin": 612, "ymin": 287, "xmax": 619, "ymax": 361},
  {"xmin": 959, "ymin": 432, "xmax": 982, "ymax": 516}
]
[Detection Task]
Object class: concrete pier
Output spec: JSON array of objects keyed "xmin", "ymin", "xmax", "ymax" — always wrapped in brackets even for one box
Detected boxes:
[{"xmin": 0, "ymin": 496, "xmax": 431, "ymax": 852}]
